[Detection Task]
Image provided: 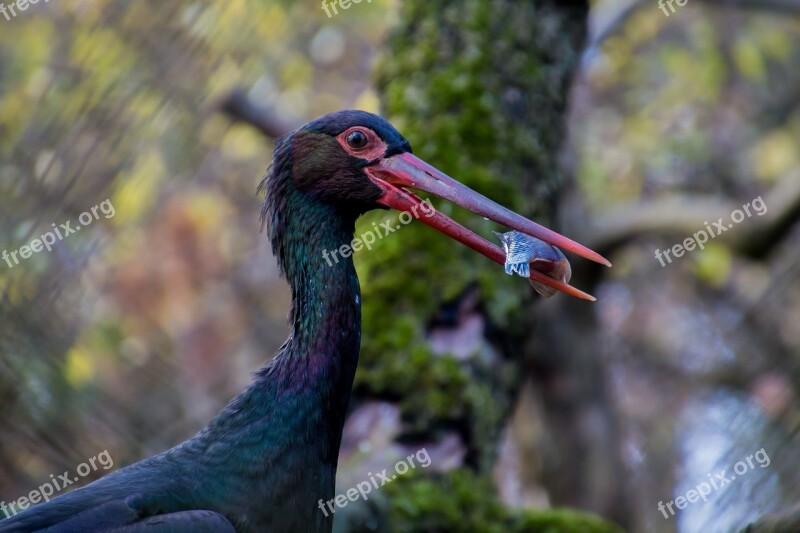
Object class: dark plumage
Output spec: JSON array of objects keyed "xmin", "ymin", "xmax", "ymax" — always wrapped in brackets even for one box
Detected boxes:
[{"xmin": 1, "ymin": 110, "xmax": 607, "ymax": 533}]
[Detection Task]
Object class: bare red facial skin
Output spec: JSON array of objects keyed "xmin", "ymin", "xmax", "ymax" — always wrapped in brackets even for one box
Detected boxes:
[{"xmin": 336, "ymin": 127, "xmax": 387, "ymax": 161}]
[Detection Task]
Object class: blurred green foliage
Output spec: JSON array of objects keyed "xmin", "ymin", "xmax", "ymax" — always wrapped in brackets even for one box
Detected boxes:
[{"xmin": 380, "ymin": 470, "xmax": 622, "ymax": 533}]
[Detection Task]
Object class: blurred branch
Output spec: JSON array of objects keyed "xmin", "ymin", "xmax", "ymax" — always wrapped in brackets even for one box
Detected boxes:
[
  {"xmin": 586, "ymin": 173, "xmax": 800, "ymax": 258},
  {"xmin": 743, "ymin": 502, "xmax": 800, "ymax": 532},
  {"xmin": 703, "ymin": 0, "xmax": 800, "ymax": 10},
  {"xmin": 590, "ymin": 0, "xmax": 800, "ymax": 51},
  {"xmin": 589, "ymin": 0, "xmax": 642, "ymax": 50},
  {"xmin": 218, "ymin": 88, "xmax": 298, "ymax": 139}
]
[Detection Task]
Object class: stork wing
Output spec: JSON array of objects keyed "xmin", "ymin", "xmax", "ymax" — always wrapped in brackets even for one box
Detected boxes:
[
  {"xmin": 0, "ymin": 495, "xmax": 236, "ymax": 533},
  {"xmin": 108, "ymin": 510, "xmax": 236, "ymax": 532}
]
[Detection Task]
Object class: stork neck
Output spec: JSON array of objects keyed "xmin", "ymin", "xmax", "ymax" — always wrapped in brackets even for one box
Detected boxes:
[
  {"xmin": 281, "ymin": 198, "xmax": 362, "ymax": 357},
  {"xmin": 260, "ymin": 195, "xmax": 363, "ymax": 474},
  {"xmin": 179, "ymin": 195, "xmax": 364, "ymax": 527}
]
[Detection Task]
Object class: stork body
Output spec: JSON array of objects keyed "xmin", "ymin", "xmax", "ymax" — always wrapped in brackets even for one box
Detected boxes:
[{"xmin": 0, "ymin": 111, "xmax": 607, "ymax": 532}]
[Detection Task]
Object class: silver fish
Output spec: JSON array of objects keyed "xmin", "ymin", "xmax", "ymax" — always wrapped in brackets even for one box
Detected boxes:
[{"xmin": 493, "ymin": 230, "xmax": 572, "ymax": 298}]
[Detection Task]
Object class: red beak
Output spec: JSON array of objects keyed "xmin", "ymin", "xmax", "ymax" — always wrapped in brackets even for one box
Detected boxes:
[{"xmin": 366, "ymin": 152, "xmax": 611, "ymax": 301}]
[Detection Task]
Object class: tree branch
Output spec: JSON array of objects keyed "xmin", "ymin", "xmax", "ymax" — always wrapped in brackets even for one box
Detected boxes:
[
  {"xmin": 217, "ymin": 89, "xmax": 299, "ymax": 139},
  {"xmin": 589, "ymin": 0, "xmax": 800, "ymax": 51},
  {"xmin": 585, "ymin": 173, "xmax": 800, "ymax": 258},
  {"xmin": 742, "ymin": 502, "xmax": 800, "ymax": 533}
]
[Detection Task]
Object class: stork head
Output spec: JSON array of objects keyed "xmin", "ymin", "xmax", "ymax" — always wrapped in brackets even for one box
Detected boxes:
[{"xmin": 261, "ymin": 110, "xmax": 609, "ymax": 300}]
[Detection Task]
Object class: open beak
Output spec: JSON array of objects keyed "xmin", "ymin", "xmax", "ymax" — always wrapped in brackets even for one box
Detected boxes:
[{"xmin": 366, "ymin": 152, "xmax": 611, "ymax": 301}]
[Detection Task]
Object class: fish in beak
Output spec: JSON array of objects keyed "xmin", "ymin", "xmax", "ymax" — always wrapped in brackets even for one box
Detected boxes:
[
  {"xmin": 365, "ymin": 152, "xmax": 610, "ymax": 301},
  {"xmin": 494, "ymin": 230, "xmax": 571, "ymax": 299}
]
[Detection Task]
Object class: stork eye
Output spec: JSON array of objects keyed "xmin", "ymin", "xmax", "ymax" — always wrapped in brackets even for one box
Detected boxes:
[{"xmin": 346, "ymin": 130, "xmax": 369, "ymax": 149}]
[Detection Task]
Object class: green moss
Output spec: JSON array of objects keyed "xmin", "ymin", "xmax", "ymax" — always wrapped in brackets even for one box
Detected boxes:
[
  {"xmin": 377, "ymin": 471, "xmax": 623, "ymax": 533},
  {"xmin": 352, "ymin": 0, "xmax": 596, "ymax": 527},
  {"xmin": 357, "ymin": 0, "xmax": 587, "ymax": 466},
  {"xmin": 515, "ymin": 509, "xmax": 624, "ymax": 533}
]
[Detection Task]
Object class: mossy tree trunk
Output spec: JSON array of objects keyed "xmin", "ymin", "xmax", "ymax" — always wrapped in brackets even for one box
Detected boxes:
[{"xmin": 341, "ymin": 0, "xmax": 628, "ymax": 530}]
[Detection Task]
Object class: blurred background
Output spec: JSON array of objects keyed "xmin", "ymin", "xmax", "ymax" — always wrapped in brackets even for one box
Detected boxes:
[{"xmin": 1, "ymin": 0, "xmax": 799, "ymax": 532}]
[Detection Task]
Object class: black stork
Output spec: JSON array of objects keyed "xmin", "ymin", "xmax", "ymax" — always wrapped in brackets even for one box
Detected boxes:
[{"xmin": 0, "ymin": 110, "xmax": 610, "ymax": 533}]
